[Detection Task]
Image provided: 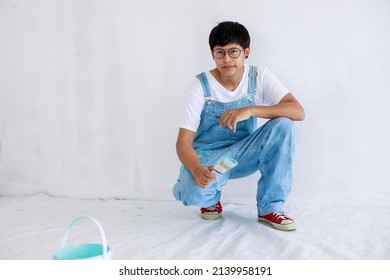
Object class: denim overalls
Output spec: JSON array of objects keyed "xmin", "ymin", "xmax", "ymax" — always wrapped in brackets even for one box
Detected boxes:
[{"xmin": 173, "ymin": 66, "xmax": 298, "ymax": 216}]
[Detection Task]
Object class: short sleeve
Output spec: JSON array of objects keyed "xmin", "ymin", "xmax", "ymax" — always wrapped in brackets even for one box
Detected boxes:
[
  {"xmin": 259, "ymin": 68, "xmax": 290, "ymax": 105},
  {"xmin": 178, "ymin": 79, "xmax": 205, "ymax": 132}
]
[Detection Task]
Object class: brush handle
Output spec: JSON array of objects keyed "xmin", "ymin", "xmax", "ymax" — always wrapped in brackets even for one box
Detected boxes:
[{"xmin": 213, "ymin": 156, "xmax": 238, "ymax": 175}]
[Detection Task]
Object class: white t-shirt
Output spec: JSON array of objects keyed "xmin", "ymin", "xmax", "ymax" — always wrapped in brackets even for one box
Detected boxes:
[{"xmin": 179, "ymin": 64, "xmax": 290, "ymax": 132}]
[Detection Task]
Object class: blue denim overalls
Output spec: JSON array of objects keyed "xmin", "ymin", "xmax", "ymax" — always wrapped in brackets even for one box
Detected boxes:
[{"xmin": 173, "ymin": 66, "xmax": 298, "ymax": 216}]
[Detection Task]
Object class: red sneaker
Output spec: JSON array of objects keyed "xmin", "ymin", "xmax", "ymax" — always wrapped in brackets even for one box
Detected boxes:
[
  {"xmin": 200, "ymin": 201, "xmax": 222, "ymax": 220},
  {"xmin": 258, "ymin": 212, "xmax": 296, "ymax": 231}
]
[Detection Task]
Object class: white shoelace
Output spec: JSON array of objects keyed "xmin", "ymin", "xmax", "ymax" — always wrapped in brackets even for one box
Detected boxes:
[{"xmin": 273, "ymin": 212, "xmax": 288, "ymax": 220}]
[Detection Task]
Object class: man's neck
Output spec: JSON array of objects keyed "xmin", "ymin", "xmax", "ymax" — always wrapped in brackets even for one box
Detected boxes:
[{"xmin": 210, "ymin": 67, "xmax": 244, "ymax": 91}]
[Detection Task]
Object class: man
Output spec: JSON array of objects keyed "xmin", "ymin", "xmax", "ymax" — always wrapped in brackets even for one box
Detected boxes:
[{"xmin": 173, "ymin": 21, "xmax": 304, "ymax": 231}]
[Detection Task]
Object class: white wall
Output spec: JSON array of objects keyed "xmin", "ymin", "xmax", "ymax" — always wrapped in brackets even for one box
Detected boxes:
[{"xmin": 1, "ymin": 0, "xmax": 389, "ymax": 208}]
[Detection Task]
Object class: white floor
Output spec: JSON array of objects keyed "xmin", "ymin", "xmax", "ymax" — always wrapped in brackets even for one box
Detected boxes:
[{"xmin": 0, "ymin": 193, "xmax": 389, "ymax": 260}]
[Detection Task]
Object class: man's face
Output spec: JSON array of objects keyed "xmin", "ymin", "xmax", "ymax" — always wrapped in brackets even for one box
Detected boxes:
[{"xmin": 211, "ymin": 43, "xmax": 250, "ymax": 78}]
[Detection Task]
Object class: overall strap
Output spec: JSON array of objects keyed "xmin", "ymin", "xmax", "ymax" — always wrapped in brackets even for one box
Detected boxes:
[
  {"xmin": 247, "ymin": 65, "xmax": 258, "ymax": 95},
  {"xmin": 196, "ymin": 72, "xmax": 211, "ymax": 98}
]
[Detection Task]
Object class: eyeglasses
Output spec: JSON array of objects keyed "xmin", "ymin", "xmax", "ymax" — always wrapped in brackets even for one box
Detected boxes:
[{"xmin": 212, "ymin": 48, "xmax": 243, "ymax": 59}]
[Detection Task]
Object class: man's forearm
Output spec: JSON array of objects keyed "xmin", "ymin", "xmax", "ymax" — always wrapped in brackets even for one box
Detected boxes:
[
  {"xmin": 249, "ymin": 94, "xmax": 305, "ymax": 121},
  {"xmin": 176, "ymin": 142, "xmax": 202, "ymax": 176},
  {"xmin": 249, "ymin": 103, "xmax": 304, "ymax": 121}
]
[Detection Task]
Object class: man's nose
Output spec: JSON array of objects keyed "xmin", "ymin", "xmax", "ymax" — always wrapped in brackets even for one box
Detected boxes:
[{"xmin": 223, "ymin": 53, "xmax": 232, "ymax": 62}]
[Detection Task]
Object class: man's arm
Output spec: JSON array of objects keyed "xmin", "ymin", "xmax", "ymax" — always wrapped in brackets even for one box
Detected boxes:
[
  {"xmin": 219, "ymin": 93, "xmax": 305, "ymax": 132},
  {"xmin": 250, "ymin": 92, "xmax": 305, "ymax": 120},
  {"xmin": 176, "ymin": 128, "xmax": 216, "ymax": 188}
]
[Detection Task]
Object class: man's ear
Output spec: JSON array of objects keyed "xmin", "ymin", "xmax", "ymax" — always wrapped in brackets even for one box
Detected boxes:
[{"xmin": 245, "ymin": 47, "xmax": 250, "ymax": 59}]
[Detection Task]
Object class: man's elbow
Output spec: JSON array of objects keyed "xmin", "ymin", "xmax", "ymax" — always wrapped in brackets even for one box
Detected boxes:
[
  {"xmin": 294, "ymin": 107, "xmax": 305, "ymax": 121},
  {"xmin": 299, "ymin": 109, "xmax": 305, "ymax": 121}
]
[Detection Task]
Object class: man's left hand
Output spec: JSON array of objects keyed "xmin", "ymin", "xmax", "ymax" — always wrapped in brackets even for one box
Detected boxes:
[{"xmin": 219, "ymin": 107, "xmax": 252, "ymax": 132}]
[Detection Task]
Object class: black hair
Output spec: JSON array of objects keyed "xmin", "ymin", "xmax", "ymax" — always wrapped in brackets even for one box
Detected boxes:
[{"xmin": 208, "ymin": 21, "xmax": 250, "ymax": 50}]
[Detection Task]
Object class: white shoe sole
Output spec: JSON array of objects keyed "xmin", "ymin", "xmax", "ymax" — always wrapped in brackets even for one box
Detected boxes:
[
  {"xmin": 201, "ymin": 212, "xmax": 222, "ymax": 220},
  {"xmin": 258, "ymin": 217, "xmax": 296, "ymax": 231}
]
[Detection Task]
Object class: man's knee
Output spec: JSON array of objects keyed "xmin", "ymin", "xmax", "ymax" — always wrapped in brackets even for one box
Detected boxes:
[
  {"xmin": 173, "ymin": 178, "xmax": 219, "ymax": 207},
  {"xmin": 268, "ymin": 117, "xmax": 298, "ymax": 138},
  {"xmin": 270, "ymin": 117, "xmax": 294, "ymax": 129},
  {"xmin": 173, "ymin": 174, "xmax": 203, "ymax": 206}
]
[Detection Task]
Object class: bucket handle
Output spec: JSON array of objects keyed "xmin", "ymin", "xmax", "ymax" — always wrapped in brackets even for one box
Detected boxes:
[{"xmin": 60, "ymin": 216, "xmax": 109, "ymax": 260}]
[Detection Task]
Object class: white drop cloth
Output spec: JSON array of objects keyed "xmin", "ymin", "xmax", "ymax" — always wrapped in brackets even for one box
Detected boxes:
[{"xmin": 0, "ymin": 194, "xmax": 389, "ymax": 260}]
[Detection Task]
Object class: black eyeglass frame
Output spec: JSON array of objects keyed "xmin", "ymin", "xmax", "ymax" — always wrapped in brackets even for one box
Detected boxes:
[{"xmin": 212, "ymin": 48, "xmax": 244, "ymax": 59}]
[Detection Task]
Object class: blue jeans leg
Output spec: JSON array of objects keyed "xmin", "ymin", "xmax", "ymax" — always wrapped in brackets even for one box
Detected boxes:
[{"xmin": 229, "ymin": 117, "xmax": 298, "ymax": 215}]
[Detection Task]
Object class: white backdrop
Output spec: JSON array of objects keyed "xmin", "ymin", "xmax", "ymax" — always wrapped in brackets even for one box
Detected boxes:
[{"xmin": 1, "ymin": 0, "xmax": 389, "ymax": 208}]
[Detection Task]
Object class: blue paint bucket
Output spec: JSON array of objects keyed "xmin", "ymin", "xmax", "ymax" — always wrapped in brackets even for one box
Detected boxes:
[{"xmin": 53, "ymin": 216, "xmax": 112, "ymax": 260}]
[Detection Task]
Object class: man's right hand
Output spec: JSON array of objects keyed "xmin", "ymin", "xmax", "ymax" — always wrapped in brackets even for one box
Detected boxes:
[{"xmin": 193, "ymin": 166, "xmax": 216, "ymax": 188}]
